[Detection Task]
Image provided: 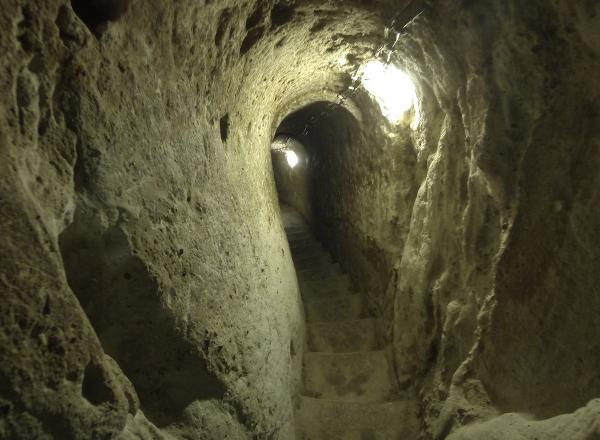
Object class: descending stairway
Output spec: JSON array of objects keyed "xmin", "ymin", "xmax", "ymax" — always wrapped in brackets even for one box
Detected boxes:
[{"xmin": 281, "ymin": 206, "xmax": 420, "ymax": 440}]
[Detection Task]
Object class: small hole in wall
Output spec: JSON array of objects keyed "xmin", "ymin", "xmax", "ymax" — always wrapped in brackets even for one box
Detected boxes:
[
  {"xmin": 246, "ymin": 1, "xmax": 265, "ymax": 29},
  {"xmin": 275, "ymin": 37, "xmax": 286, "ymax": 48},
  {"xmin": 220, "ymin": 114, "xmax": 230, "ymax": 142},
  {"xmin": 240, "ymin": 26, "xmax": 265, "ymax": 54},
  {"xmin": 82, "ymin": 359, "xmax": 114, "ymax": 405},
  {"xmin": 71, "ymin": 0, "xmax": 128, "ymax": 37},
  {"xmin": 42, "ymin": 295, "xmax": 51, "ymax": 315},
  {"xmin": 271, "ymin": 2, "xmax": 295, "ymax": 29},
  {"xmin": 310, "ymin": 18, "xmax": 331, "ymax": 34},
  {"xmin": 215, "ymin": 8, "xmax": 232, "ymax": 47},
  {"xmin": 290, "ymin": 339, "xmax": 296, "ymax": 356},
  {"xmin": 0, "ymin": 402, "xmax": 11, "ymax": 416}
]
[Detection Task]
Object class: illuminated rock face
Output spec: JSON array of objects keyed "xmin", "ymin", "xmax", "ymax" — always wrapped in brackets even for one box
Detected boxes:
[{"xmin": 1, "ymin": 0, "xmax": 600, "ymax": 439}]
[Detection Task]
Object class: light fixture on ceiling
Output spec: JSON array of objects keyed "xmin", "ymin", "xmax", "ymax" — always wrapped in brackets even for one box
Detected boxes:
[
  {"xmin": 285, "ymin": 150, "xmax": 299, "ymax": 168},
  {"xmin": 358, "ymin": 60, "xmax": 418, "ymax": 126}
]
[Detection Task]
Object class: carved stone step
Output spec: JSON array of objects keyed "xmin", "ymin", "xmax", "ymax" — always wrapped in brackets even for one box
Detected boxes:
[{"xmin": 307, "ymin": 318, "xmax": 381, "ymax": 353}]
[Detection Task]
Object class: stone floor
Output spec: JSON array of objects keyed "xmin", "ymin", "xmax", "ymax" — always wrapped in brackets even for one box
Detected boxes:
[{"xmin": 281, "ymin": 205, "xmax": 420, "ymax": 439}]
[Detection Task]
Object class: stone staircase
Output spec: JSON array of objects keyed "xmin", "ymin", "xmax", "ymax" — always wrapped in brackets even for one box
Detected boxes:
[{"xmin": 281, "ymin": 207, "xmax": 420, "ymax": 440}]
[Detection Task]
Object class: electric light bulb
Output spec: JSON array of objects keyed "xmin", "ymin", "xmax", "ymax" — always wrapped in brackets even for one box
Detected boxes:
[
  {"xmin": 359, "ymin": 60, "xmax": 417, "ymax": 124},
  {"xmin": 286, "ymin": 150, "xmax": 299, "ymax": 168}
]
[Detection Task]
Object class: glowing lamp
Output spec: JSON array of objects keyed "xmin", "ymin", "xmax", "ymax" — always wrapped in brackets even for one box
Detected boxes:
[
  {"xmin": 359, "ymin": 60, "xmax": 417, "ymax": 124},
  {"xmin": 286, "ymin": 150, "xmax": 299, "ymax": 168}
]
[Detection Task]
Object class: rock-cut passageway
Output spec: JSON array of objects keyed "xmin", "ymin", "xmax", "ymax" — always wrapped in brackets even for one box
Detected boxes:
[
  {"xmin": 281, "ymin": 206, "xmax": 419, "ymax": 439},
  {"xmin": 1, "ymin": 0, "xmax": 600, "ymax": 439}
]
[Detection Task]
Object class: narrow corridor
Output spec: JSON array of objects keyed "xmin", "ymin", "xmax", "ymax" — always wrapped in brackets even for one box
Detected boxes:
[
  {"xmin": 281, "ymin": 206, "xmax": 419, "ymax": 439},
  {"xmin": 3, "ymin": 1, "xmax": 600, "ymax": 438}
]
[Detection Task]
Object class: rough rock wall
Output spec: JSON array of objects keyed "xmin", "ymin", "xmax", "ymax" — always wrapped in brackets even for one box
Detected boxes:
[
  {"xmin": 396, "ymin": 1, "xmax": 600, "ymax": 436},
  {"xmin": 0, "ymin": 0, "xmax": 388, "ymax": 438},
  {"xmin": 2, "ymin": 0, "xmax": 599, "ymax": 438},
  {"xmin": 312, "ymin": 101, "xmax": 418, "ymax": 317},
  {"xmin": 0, "ymin": 0, "xmax": 308, "ymax": 437},
  {"xmin": 298, "ymin": 0, "xmax": 600, "ymax": 438}
]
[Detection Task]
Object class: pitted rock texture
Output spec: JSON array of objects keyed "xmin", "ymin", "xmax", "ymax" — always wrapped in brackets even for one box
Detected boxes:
[
  {"xmin": 1, "ymin": 0, "xmax": 600, "ymax": 439},
  {"xmin": 271, "ymin": 0, "xmax": 600, "ymax": 439},
  {"xmin": 0, "ymin": 0, "xmax": 397, "ymax": 438}
]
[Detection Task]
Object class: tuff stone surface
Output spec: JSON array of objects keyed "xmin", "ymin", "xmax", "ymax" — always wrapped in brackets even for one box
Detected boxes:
[
  {"xmin": 1, "ymin": 0, "xmax": 600, "ymax": 439},
  {"xmin": 273, "ymin": 0, "xmax": 600, "ymax": 439}
]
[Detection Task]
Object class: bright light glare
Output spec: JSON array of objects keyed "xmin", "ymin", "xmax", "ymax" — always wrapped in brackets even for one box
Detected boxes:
[
  {"xmin": 359, "ymin": 60, "xmax": 417, "ymax": 124},
  {"xmin": 285, "ymin": 150, "xmax": 299, "ymax": 168}
]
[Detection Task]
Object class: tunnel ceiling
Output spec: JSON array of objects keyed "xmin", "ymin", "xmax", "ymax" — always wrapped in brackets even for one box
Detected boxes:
[{"xmin": 207, "ymin": 0, "xmax": 426, "ymax": 145}]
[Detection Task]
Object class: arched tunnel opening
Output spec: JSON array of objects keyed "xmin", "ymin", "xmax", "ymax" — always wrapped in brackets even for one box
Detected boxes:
[
  {"xmin": 270, "ymin": 101, "xmax": 364, "ymax": 230},
  {"xmin": 2, "ymin": 0, "xmax": 600, "ymax": 439},
  {"xmin": 269, "ymin": 99, "xmax": 420, "ymax": 434}
]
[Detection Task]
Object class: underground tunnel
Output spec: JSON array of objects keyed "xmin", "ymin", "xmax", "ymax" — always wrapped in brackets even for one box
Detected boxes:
[{"xmin": 1, "ymin": 0, "xmax": 600, "ymax": 439}]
